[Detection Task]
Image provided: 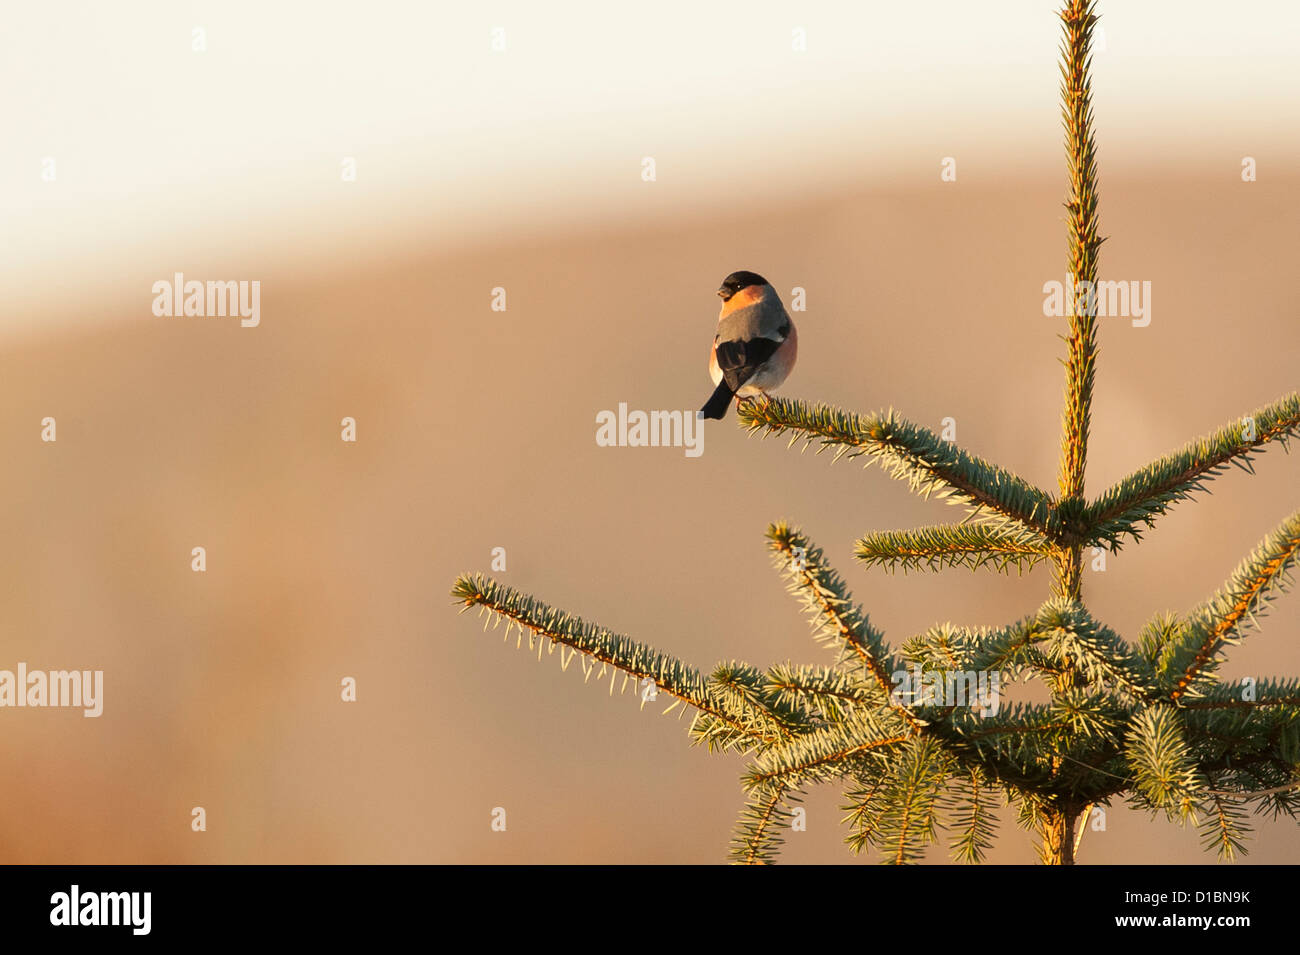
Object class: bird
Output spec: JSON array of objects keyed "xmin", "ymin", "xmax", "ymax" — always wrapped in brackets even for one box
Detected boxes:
[{"xmin": 700, "ymin": 271, "xmax": 798, "ymax": 420}]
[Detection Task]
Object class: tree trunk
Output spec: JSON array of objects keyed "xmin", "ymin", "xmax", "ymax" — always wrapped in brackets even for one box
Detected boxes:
[{"xmin": 1041, "ymin": 808, "xmax": 1077, "ymax": 865}]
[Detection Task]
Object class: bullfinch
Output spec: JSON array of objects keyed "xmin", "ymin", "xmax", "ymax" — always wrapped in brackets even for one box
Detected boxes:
[{"xmin": 700, "ymin": 271, "xmax": 798, "ymax": 419}]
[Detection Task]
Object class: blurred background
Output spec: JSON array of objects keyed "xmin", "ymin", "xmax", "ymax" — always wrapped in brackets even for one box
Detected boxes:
[{"xmin": 1, "ymin": 0, "xmax": 1297, "ymax": 863}]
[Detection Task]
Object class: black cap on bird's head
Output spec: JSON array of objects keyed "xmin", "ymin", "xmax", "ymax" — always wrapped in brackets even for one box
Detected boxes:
[{"xmin": 717, "ymin": 270, "xmax": 769, "ymax": 301}]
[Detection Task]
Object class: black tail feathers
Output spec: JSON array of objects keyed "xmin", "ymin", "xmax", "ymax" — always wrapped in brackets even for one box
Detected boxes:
[{"xmin": 700, "ymin": 380, "xmax": 735, "ymax": 420}]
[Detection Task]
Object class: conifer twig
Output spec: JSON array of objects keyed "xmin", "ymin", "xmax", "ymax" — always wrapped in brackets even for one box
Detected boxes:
[
  {"xmin": 1125, "ymin": 707, "xmax": 1205, "ymax": 820},
  {"xmin": 708, "ymin": 663, "xmax": 817, "ymax": 743},
  {"xmin": 744, "ymin": 718, "xmax": 913, "ymax": 792},
  {"xmin": 766, "ymin": 524, "xmax": 913, "ymax": 715},
  {"xmin": 764, "ymin": 664, "xmax": 883, "ymax": 721},
  {"xmin": 1086, "ymin": 394, "xmax": 1300, "ymax": 548},
  {"xmin": 742, "ymin": 401, "xmax": 1059, "ymax": 538},
  {"xmin": 1052, "ymin": 0, "xmax": 1104, "ymax": 609},
  {"xmin": 949, "ymin": 770, "xmax": 1000, "ymax": 864},
  {"xmin": 964, "ymin": 599, "xmax": 1148, "ymax": 699},
  {"xmin": 731, "ymin": 785, "xmax": 795, "ymax": 865},
  {"xmin": 1160, "ymin": 510, "xmax": 1300, "ymax": 701},
  {"xmin": 1199, "ymin": 792, "xmax": 1249, "ymax": 860},
  {"xmin": 451, "ymin": 574, "xmax": 776, "ymax": 746},
  {"xmin": 855, "ymin": 523, "xmax": 1054, "ymax": 575},
  {"xmin": 878, "ymin": 738, "xmax": 952, "ymax": 864},
  {"xmin": 1056, "ymin": 0, "xmax": 1103, "ymax": 504},
  {"xmin": 843, "ymin": 775, "xmax": 891, "ymax": 856}
]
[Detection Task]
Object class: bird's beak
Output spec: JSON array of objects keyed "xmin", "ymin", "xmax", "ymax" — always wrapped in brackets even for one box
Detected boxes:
[{"xmin": 717, "ymin": 287, "xmax": 731, "ymax": 301}]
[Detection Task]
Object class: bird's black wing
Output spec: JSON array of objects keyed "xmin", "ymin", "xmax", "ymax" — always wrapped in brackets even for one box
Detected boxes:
[{"xmin": 715, "ymin": 323, "xmax": 789, "ymax": 392}]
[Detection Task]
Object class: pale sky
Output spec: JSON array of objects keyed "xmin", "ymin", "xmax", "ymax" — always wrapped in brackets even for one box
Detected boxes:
[{"xmin": 3, "ymin": 0, "xmax": 1298, "ymax": 335}]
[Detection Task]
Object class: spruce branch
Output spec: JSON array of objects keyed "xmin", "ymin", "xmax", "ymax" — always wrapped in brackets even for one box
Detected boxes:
[
  {"xmin": 742, "ymin": 400, "xmax": 1060, "ymax": 539},
  {"xmin": 1049, "ymin": 688, "xmax": 1128, "ymax": 741},
  {"xmin": 767, "ymin": 522, "xmax": 888, "ymax": 669},
  {"xmin": 1056, "ymin": 0, "xmax": 1104, "ymax": 511},
  {"xmin": 946, "ymin": 769, "xmax": 1000, "ymax": 864},
  {"xmin": 765, "ymin": 523, "xmax": 910, "ymax": 712},
  {"xmin": 743, "ymin": 716, "xmax": 913, "ymax": 793},
  {"xmin": 855, "ymin": 523, "xmax": 1054, "ymax": 575},
  {"xmin": 1199, "ymin": 793, "xmax": 1250, "ymax": 860},
  {"xmin": 1136, "ymin": 611, "xmax": 1183, "ymax": 669},
  {"xmin": 1085, "ymin": 393, "xmax": 1300, "ymax": 549},
  {"xmin": 875, "ymin": 738, "xmax": 953, "ymax": 864},
  {"xmin": 730, "ymin": 785, "xmax": 796, "ymax": 865},
  {"xmin": 1160, "ymin": 509, "xmax": 1300, "ymax": 701},
  {"xmin": 931, "ymin": 702, "xmax": 1124, "ymax": 797},
  {"xmin": 1180, "ymin": 677, "xmax": 1300, "ymax": 712},
  {"xmin": 900, "ymin": 623, "xmax": 979, "ymax": 672},
  {"xmin": 843, "ymin": 774, "xmax": 891, "ymax": 856},
  {"xmin": 1125, "ymin": 707, "xmax": 1205, "ymax": 820},
  {"xmin": 764, "ymin": 663, "xmax": 884, "ymax": 723},
  {"xmin": 963, "ymin": 599, "xmax": 1149, "ymax": 700},
  {"xmin": 1014, "ymin": 794, "xmax": 1050, "ymax": 840},
  {"xmin": 1181, "ymin": 686, "xmax": 1300, "ymax": 801},
  {"xmin": 451, "ymin": 574, "xmax": 773, "ymax": 747},
  {"xmin": 959, "ymin": 604, "xmax": 1061, "ymax": 675},
  {"xmin": 957, "ymin": 704, "xmax": 1074, "ymax": 745},
  {"xmin": 707, "ymin": 662, "xmax": 818, "ymax": 743},
  {"xmin": 1199, "ymin": 764, "xmax": 1300, "ymax": 806},
  {"xmin": 1190, "ymin": 756, "xmax": 1300, "ymax": 804},
  {"xmin": 1034, "ymin": 604, "xmax": 1154, "ymax": 701}
]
